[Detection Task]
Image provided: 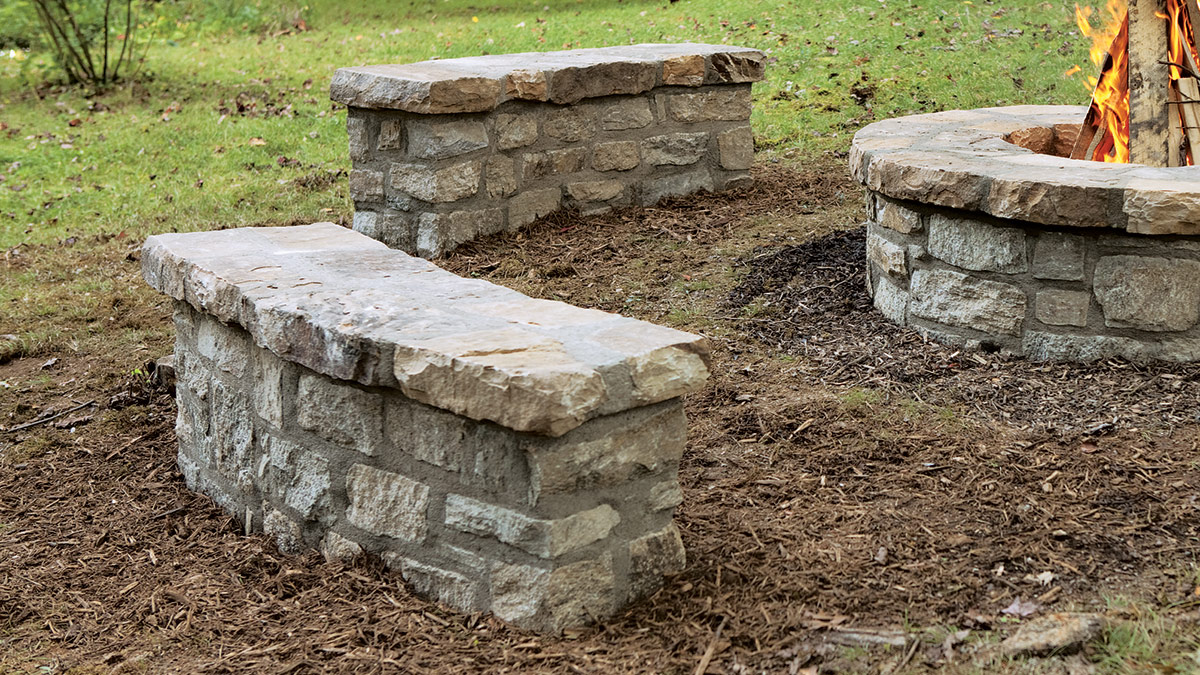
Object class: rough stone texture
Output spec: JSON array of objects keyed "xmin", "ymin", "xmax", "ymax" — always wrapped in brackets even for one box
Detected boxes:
[
  {"xmin": 1093, "ymin": 256, "xmax": 1200, "ymax": 332},
  {"xmin": 877, "ymin": 197, "xmax": 923, "ymax": 234},
  {"xmin": 872, "ymin": 275, "xmax": 909, "ymax": 326},
  {"xmin": 1032, "ymin": 232, "xmax": 1086, "ymax": 281},
  {"xmin": 867, "ymin": 229, "xmax": 907, "ymax": 277},
  {"xmin": 415, "ymin": 208, "xmax": 505, "ymax": 257},
  {"xmin": 1035, "ymin": 289, "xmax": 1090, "ymax": 327},
  {"xmin": 909, "ymin": 269, "xmax": 1027, "ymax": 337},
  {"xmin": 1000, "ymin": 613, "xmax": 1105, "ymax": 657},
  {"xmin": 338, "ymin": 45, "xmax": 761, "ymax": 257},
  {"xmin": 927, "ymin": 214, "xmax": 1027, "ymax": 274},
  {"xmin": 146, "ymin": 224, "xmax": 708, "ymax": 633}
]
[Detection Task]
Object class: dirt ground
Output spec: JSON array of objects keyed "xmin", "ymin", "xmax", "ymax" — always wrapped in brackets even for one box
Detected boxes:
[{"xmin": 2, "ymin": 161, "xmax": 1199, "ymax": 673}]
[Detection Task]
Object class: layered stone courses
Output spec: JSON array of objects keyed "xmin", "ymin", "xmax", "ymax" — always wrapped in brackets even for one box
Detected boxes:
[
  {"xmin": 147, "ymin": 223, "xmax": 708, "ymax": 632},
  {"xmin": 337, "ymin": 44, "xmax": 763, "ymax": 257}
]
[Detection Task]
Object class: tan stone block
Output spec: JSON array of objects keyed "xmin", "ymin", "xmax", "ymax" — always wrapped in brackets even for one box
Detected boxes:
[
  {"xmin": 378, "ymin": 119, "xmax": 404, "ymax": 151},
  {"xmin": 544, "ymin": 107, "xmax": 596, "ymax": 143},
  {"xmin": 345, "ymin": 464, "xmax": 430, "ymax": 541},
  {"xmin": 390, "ymin": 161, "xmax": 481, "ymax": 203},
  {"xmin": 717, "ymin": 125, "xmax": 754, "ymax": 170},
  {"xmin": 505, "ymin": 68, "xmax": 548, "ymax": 101},
  {"xmin": 669, "ymin": 87, "xmax": 751, "ymax": 122},
  {"xmin": 485, "ymin": 156, "xmax": 518, "ymax": 198},
  {"xmin": 593, "ymin": 141, "xmax": 639, "ymax": 172},
  {"xmin": 567, "ymin": 180, "xmax": 624, "ymax": 203},
  {"xmin": 1035, "ymin": 289, "xmax": 1090, "ymax": 327},
  {"xmin": 662, "ymin": 54, "xmax": 704, "ymax": 86},
  {"xmin": 494, "ymin": 113, "xmax": 538, "ymax": 150},
  {"xmin": 349, "ymin": 169, "xmax": 384, "ymax": 201},
  {"xmin": 1094, "ymin": 256, "xmax": 1200, "ymax": 331}
]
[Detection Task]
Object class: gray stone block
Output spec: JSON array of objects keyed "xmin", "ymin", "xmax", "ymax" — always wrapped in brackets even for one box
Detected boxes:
[
  {"xmin": 378, "ymin": 119, "xmax": 404, "ymax": 151},
  {"xmin": 1035, "ymin": 289, "xmax": 1090, "ymax": 327},
  {"xmin": 443, "ymin": 494, "xmax": 620, "ymax": 559},
  {"xmin": 544, "ymin": 107, "xmax": 596, "ymax": 143},
  {"xmin": 596, "ymin": 97, "xmax": 653, "ymax": 130},
  {"xmin": 522, "ymin": 148, "xmax": 586, "ymax": 180},
  {"xmin": 196, "ymin": 318, "xmax": 249, "ymax": 377},
  {"xmin": 909, "ymin": 269, "xmax": 1026, "ymax": 336},
  {"xmin": 566, "ymin": 180, "xmax": 624, "ymax": 203},
  {"xmin": 509, "ymin": 188, "xmax": 562, "ymax": 227},
  {"xmin": 639, "ymin": 170, "xmax": 714, "ymax": 205},
  {"xmin": 867, "ymin": 231, "xmax": 907, "ymax": 277},
  {"xmin": 390, "ymin": 161, "xmax": 481, "ymax": 203},
  {"xmin": 717, "ymin": 125, "xmax": 754, "ymax": 170},
  {"xmin": 494, "ymin": 113, "xmax": 538, "ymax": 150},
  {"xmin": 927, "ymin": 214, "xmax": 1027, "ymax": 274},
  {"xmin": 296, "ymin": 374, "xmax": 381, "ymax": 455},
  {"xmin": 349, "ymin": 169, "xmax": 385, "ymax": 201},
  {"xmin": 384, "ymin": 553, "xmax": 481, "ymax": 613},
  {"xmin": 416, "ymin": 208, "xmax": 505, "ymax": 257},
  {"xmin": 485, "ymin": 156, "xmax": 517, "ymax": 198},
  {"xmin": 1032, "ymin": 232, "xmax": 1086, "ymax": 281},
  {"xmin": 490, "ymin": 554, "xmax": 616, "ymax": 633},
  {"xmin": 347, "ymin": 115, "xmax": 370, "ymax": 162},
  {"xmin": 668, "ymin": 87, "xmax": 751, "ymax": 122},
  {"xmin": 407, "ymin": 119, "xmax": 489, "ymax": 159},
  {"xmin": 876, "ymin": 197, "xmax": 923, "ymax": 234},
  {"xmin": 1094, "ymin": 255, "xmax": 1200, "ymax": 332},
  {"xmin": 345, "ymin": 464, "xmax": 431, "ymax": 541},
  {"xmin": 628, "ymin": 522, "xmax": 686, "ymax": 599}
]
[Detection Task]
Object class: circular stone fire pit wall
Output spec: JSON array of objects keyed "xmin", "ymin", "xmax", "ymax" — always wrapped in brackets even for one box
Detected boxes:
[{"xmin": 851, "ymin": 105, "xmax": 1200, "ymax": 362}]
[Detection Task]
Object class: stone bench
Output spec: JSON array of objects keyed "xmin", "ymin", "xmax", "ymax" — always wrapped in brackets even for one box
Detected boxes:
[
  {"xmin": 141, "ymin": 222, "xmax": 710, "ymax": 633},
  {"xmin": 332, "ymin": 44, "xmax": 764, "ymax": 256}
]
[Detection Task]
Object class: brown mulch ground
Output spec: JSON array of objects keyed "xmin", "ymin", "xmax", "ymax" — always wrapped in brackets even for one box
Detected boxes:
[{"xmin": 2, "ymin": 162, "xmax": 1199, "ymax": 673}]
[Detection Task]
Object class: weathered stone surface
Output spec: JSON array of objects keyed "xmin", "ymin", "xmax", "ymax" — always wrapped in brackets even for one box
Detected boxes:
[
  {"xmin": 378, "ymin": 119, "xmax": 404, "ymax": 151},
  {"xmin": 384, "ymin": 554, "xmax": 480, "ymax": 612},
  {"xmin": 494, "ymin": 113, "xmax": 538, "ymax": 150},
  {"xmin": 1094, "ymin": 256, "xmax": 1200, "ymax": 331},
  {"xmin": 669, "ymin": 87, "xmax": 751, "ymax": 123},
  {"xmin": 593, "ymin": 141, "xmax": 640, "ymax": 172},
  {"xmin": 909, "ymin": 269, "xmax": 1026, "ymax": 336},
  {"xmin": 143, "ymin": 223, "xmax": 710, "ymax": 435},
  {"xmin": 490, "ymin": 554, "xmax": 616, "ymax": 632},
  {"xmin": 296, "ymin": 374, "xmax": 381, "ymax": 455},
  {"xmin": 349, "ymin": 169, "xmax": 385, "ymax": 201},
  {"xmin": 1000, "ymin": 613, "xmax": 1105, "ymax": 657},
  {"xmin": 523, "ymin": 148, "xmax": 586, "ymax": 180},
  {"xmin": 320, "ymin": 530, "xmax": 363, "ymax": 563},
  {"xmin": 628, "ymin": 522, "xmax": 686, "ymax": 599},
  {"xmin": 662, "ymin": 54, "xmax": 704, "ymax": 86},
  {"xmin": 707, "ymin": 51, "xmax": 766, "ymax": 83},
  {"xmin": 485, "ymin": 156, "xmax": 518, "ymax": 198},
  {"xmin": 567, "ymin": 180, "xmax": 624, "ymax": 203},
  {"xmin": 927, "ymin": 214, "xmax": 1027, "ymax": 274},
  {"xmin": 384, "ymin": 398, "xmax": 519, "ymax": 491},
  {"xmin": 872, "ymin": 274, "xmax": 909, "ymax": 325},
  {"xmin": 1124, "ymin": 177, "xmax": 1200, "ymax": 235},
  {"xmin": 597, "ymin": 98, "xmax": 653, "ymax": 130},
  {"xmin": 509, "ymin": 188, "xmax": 562, "ymax": 229},
  {"xmin": 415, "ymin": 208, "xmax": 505, "ymax": 257},
  {"xmin": 196, "ymin": 318, "xmax": 249, "ymax": 377},
  {"xmin": 876, "ymin": 198, "xmax": 923, "ymax": 233},
  {"xmin": 444, "ymin": 494, "xmax": 620, "ymax": 558},
  {"xmin": 331, "ymin": 64, "xmax": 503, "ymax": 113},
  {"xmin": 544, "ymin": 107, "xmax": 595, "ymax": 143},
  {"xmin": 867, "ymin": 232, "xmax": 907, "ymax": 277},
  {"xmin": 640, "ymin": 170, "xmax": 714, "ymax": 205},
  {"xmin": 648, "ymin": 480, "xmax": 684, "ymax": 511},
  {"xmin": 210, "ymin": 379, "xmax": 254, "ymax": 482},
  {"xmin": 1035, "ymin": 289, "xmax": 1090, "ymax": 327},
  {"xmin": 1032, "ymin": 232, "xmax": 1086, "ymax": 281},
  {"xmin": 406, "ymin": 119, "xmax": 489, "ymax": 159},
  {"xmin": 717, "ymin": 126, "xmax": 754, "ymax": 170},
  {"xmin": 352, "ymin": 210, "xmax": 413, "ymax": 252},
  {"xmin": 526, "ymin": 403, "xmax": 686, "ymax": 500},
  {"xmin": 347, "ymin": 115, "xmax": 369, "ymax": 161},
  {"xmin": 259, "ymin": 436, "xmax": 330, "ymax": 520},
  {"xmin": 263, "ymin": 505, "xmax": 305, "ymax": 554},
  {"xmin": 390, "ymin": 161, "xmax": 481, "ymax": 203},
  {"xmin": 345, "ymin": 463, "xmax": 430, "ymax": 541},
  {"xmin": 505, "ymin": 68, "xmax": 548, "ymax": 101}
]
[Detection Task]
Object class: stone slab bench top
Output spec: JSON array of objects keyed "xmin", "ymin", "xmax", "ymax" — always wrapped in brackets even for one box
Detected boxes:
[
  {"xmin": 330, "ymin": 43, "xmax": 765, "ymax": 113},
  {"xmin": 142, "ymin": 223, "xmax": 710, "ymax": 436},
  {"xmin": 850, "ymin": 105, "xmax": 1200, "ymax": 236}
]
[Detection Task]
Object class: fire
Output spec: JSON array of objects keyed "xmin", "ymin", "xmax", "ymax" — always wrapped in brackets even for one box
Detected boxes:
[{"xmin": 1073, "ymin": 0, "xmax": 1200, "ymax": 164}]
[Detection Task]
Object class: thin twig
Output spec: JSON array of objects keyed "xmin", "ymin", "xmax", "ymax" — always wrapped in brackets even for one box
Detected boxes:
[
  {"xmin": 2, "ymin": 400, "xmax": 96, "ymax": 433},
  {"xmin": 693, "ymin": 617, "xmax": 727, "ymax": 675}
]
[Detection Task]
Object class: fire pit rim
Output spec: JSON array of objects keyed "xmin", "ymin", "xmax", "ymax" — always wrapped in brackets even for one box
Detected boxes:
[{"xmin": 850, "ymin": 105, "xmax": 1200, "ymax": 236}]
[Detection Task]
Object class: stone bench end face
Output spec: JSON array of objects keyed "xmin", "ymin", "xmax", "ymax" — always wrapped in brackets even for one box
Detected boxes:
[
  {"xmin": 333, "ymin": 44, "xmax": 764, "ymax": 258},
  {"xmin": 144, "ymin": 222, "xmax": 709, "ymax": 633}
]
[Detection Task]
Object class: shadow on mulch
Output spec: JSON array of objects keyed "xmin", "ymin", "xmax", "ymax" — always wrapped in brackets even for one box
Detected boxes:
[{"xmin": 2, "ymin": 161, "xmax": 1198, "ymax": 673}]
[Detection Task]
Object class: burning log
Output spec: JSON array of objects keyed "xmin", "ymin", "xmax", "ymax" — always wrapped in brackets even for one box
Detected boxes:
[{"xmin": 1128, "ymin": 0, "xmax": 1172, "ymax": 165}]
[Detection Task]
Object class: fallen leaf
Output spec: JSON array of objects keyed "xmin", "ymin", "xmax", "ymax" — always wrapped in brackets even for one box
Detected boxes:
[
  {"xmin": 1001, "ymin": 597, "xmax": 1039, "ymax": 618},
  {"xmin": 249, "ymin": 137, "xmax": 267, "ymax": 146}
]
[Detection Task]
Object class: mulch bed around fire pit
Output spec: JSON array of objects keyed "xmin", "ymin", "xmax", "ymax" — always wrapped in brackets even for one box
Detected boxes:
[{"xmin": 2, "ymin": 161, "xmax": 1198, "ymax": 673}]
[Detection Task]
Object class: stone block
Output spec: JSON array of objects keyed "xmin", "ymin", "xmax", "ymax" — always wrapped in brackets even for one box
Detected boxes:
[
  {"xmin": 544, "ymin": 107, "xmax": 596, "ymax": 143},
  {"xmin": 416, "ymin": 208, "xmax": 505, "ymax": 258},
  {"xmin": 378, "ymin": 119, "xmax": 404, "ymax": 151},
  {"xmin": 494, "ymin": 113, "xmax": 539, "ymax": 150},
  {"xmin": 385, "ymin": 398, "xmax": 521, "ymax": 493},
  {"xmin": 1032, "ymin": 232, "xmax": 1086, "ymax": 281},
  {"xmin": 390, "ymin": 161, "xmax": 481, "ymax": 203},
  {"xmin": 662, "ymin": 54, "xmax": 704, "ymax": 86},
  {"xmin": 259, "ymin": 436, "xmax": 331, "ymax": 521},
  {"xmin": 320, "ymin": 530, "xmax": 363, "ymax": 563},
  {"xmin": 349, "ymin": 169, "xmax": 385, "ymax": 201},
  {"xmin": 263, "ymin": 505, "xmax": 305, "ymax": 554},
  {"xmin": 927, "ymin": 214, "xmax": 1027, "ymax": 274},
  {"xmin": 593, "ymin": 141, "xmax": 640, "ymax": 172},
  {"xmin": 872, "ymin": 274, "xmax": 909, "ymax": 325},
  {"xmin": 628, "ymin": 522, "xmax": 686, "ymax": 599},
  {"xmin": 253, "ymin": 349, "xmax": 287, "ymax": 428},
  {"xmin": 639, "ymin": 170, "xmax": 713, "ymax": 205},
  {"xmin": 1035, "ymin": 289, "xmax": 1090, "ymax": 327},
  {"xmin": 648, "ymin": 480, "xmax": 684, "ymax": 511},
  {"xmin": 1022, "ymin": 331, "xmax": 1139, "ymax": 362},
  {"xmin": 567, "ymin": 180, "xmax": 624, "ymax": 203},
  {"xmin": 490, "ymin": 554, "xmax": 616, "ymax": 632},
  {"xmin": 909, "ymin": 269, "xmax": 1026, "ymax": 336},
  {"xmin": 526, "ymin": 403, "xmax": 686, "ymax": 501},
  {"xmin": 196, "ymin": 318, "xmax": 249, "ymax": 377},
  {"xmin": 509, "ymin": 188, "xmax": 562, "ymax": 227},
  {"xmin": 642, "ymin": 132, "xmax": 710, "ymax": 166},
  {"xmin": 345, "ymin": 464, "xmax": 430, "ymax": 541},
  {"xmin": 1094, "ymin": 256, "xmax": 1200, "ymax": 331},
  {"xmin": 485, "ymin": 156, "xmax": 518, "ymax": 198},
  {"xmin": 668, "ymin": 87, "xmax": 751, "ymax": 122},
  {"xmin": 717, "ymin": 126, "xmax": 754, "ymax": 170},
  {"xmin": 505, "ymin": 69, "xmax": 548, "ymax": 101},
  {"xmin": 597, "ymin": 98, "xmax": 653, "ymax": 130},
  {"xmin": 707, "ymin": 51, "xmax": 766, "ymax": 83},
  {"xmin": 876, "ymin": 197, "xmax": 923, "ymax": 234},
  {"xmin": 296, "ymin": 374, "xmax": 381, "ymax": 455},
  {"xmin": 384, "ymin": 553, "xmax": 480, "ymax": 612},
  {"xmin": 867, "ymin": 231, "xmax": 907, "ymax": 277},
  {"xmin": 210, "ymin": 379, "xmax": 255, "ymax": 480},
  {"xmin": 522, "ymin": 148, "xmax": 587, "ymax": 180},
  {"xmin": 347, "ymin": 115, "xmax": 370, "ymax": 161},
  {"xmin": 443, "ymin": 494, "xmax": 619, "ymax": 559},
  {"xmin": 353, "ymin": 210, "xmax": 414, "ymax": 252},
  {"xmin": 406, "ymin": 119, "xmax": 489, "ymax": 159}
]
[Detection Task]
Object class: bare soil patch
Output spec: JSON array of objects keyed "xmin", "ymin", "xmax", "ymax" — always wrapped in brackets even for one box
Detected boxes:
[{"xmin": 2, "ymin": 161, "xmax": 1198, "ymax": 673}]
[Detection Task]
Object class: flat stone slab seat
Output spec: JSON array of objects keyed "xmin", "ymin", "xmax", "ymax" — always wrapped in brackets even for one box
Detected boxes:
[
  {"xmin": 141, "ymin": 222, "xmax": 711, "ymax": 632},
  {"xmin": 851, "ymin": 105, "xmax": 1200, "ymax": 362},
  {"xmin": 332, "ymin": 43, "xmax": 765, "ymax": 256}
]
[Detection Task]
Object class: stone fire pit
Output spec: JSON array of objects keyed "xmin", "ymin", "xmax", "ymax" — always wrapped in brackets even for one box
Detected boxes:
[{"xmin": 851, "ymin": 105, "xmax": 1200, "ymax": 362}]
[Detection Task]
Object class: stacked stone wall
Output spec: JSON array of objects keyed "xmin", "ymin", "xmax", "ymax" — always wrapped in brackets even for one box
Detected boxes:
[
  {"xmin": 866, "ymin": 193, "xmax": 1200, "ymax": 361},
  {"xmin": 333, "ymin": 44, "xmax": 764, "ymax": 257}
]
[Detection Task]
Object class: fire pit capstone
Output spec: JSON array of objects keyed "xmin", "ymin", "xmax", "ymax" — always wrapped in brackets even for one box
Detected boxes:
[{"xmin": 851, "ymin": 104, "xmax": 1200, "ymax": 362}]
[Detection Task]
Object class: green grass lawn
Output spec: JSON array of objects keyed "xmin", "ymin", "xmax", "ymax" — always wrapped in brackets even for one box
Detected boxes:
[{"xmin": 1, "ymin": 0, "xmax": 1095, "ymax": 249}]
